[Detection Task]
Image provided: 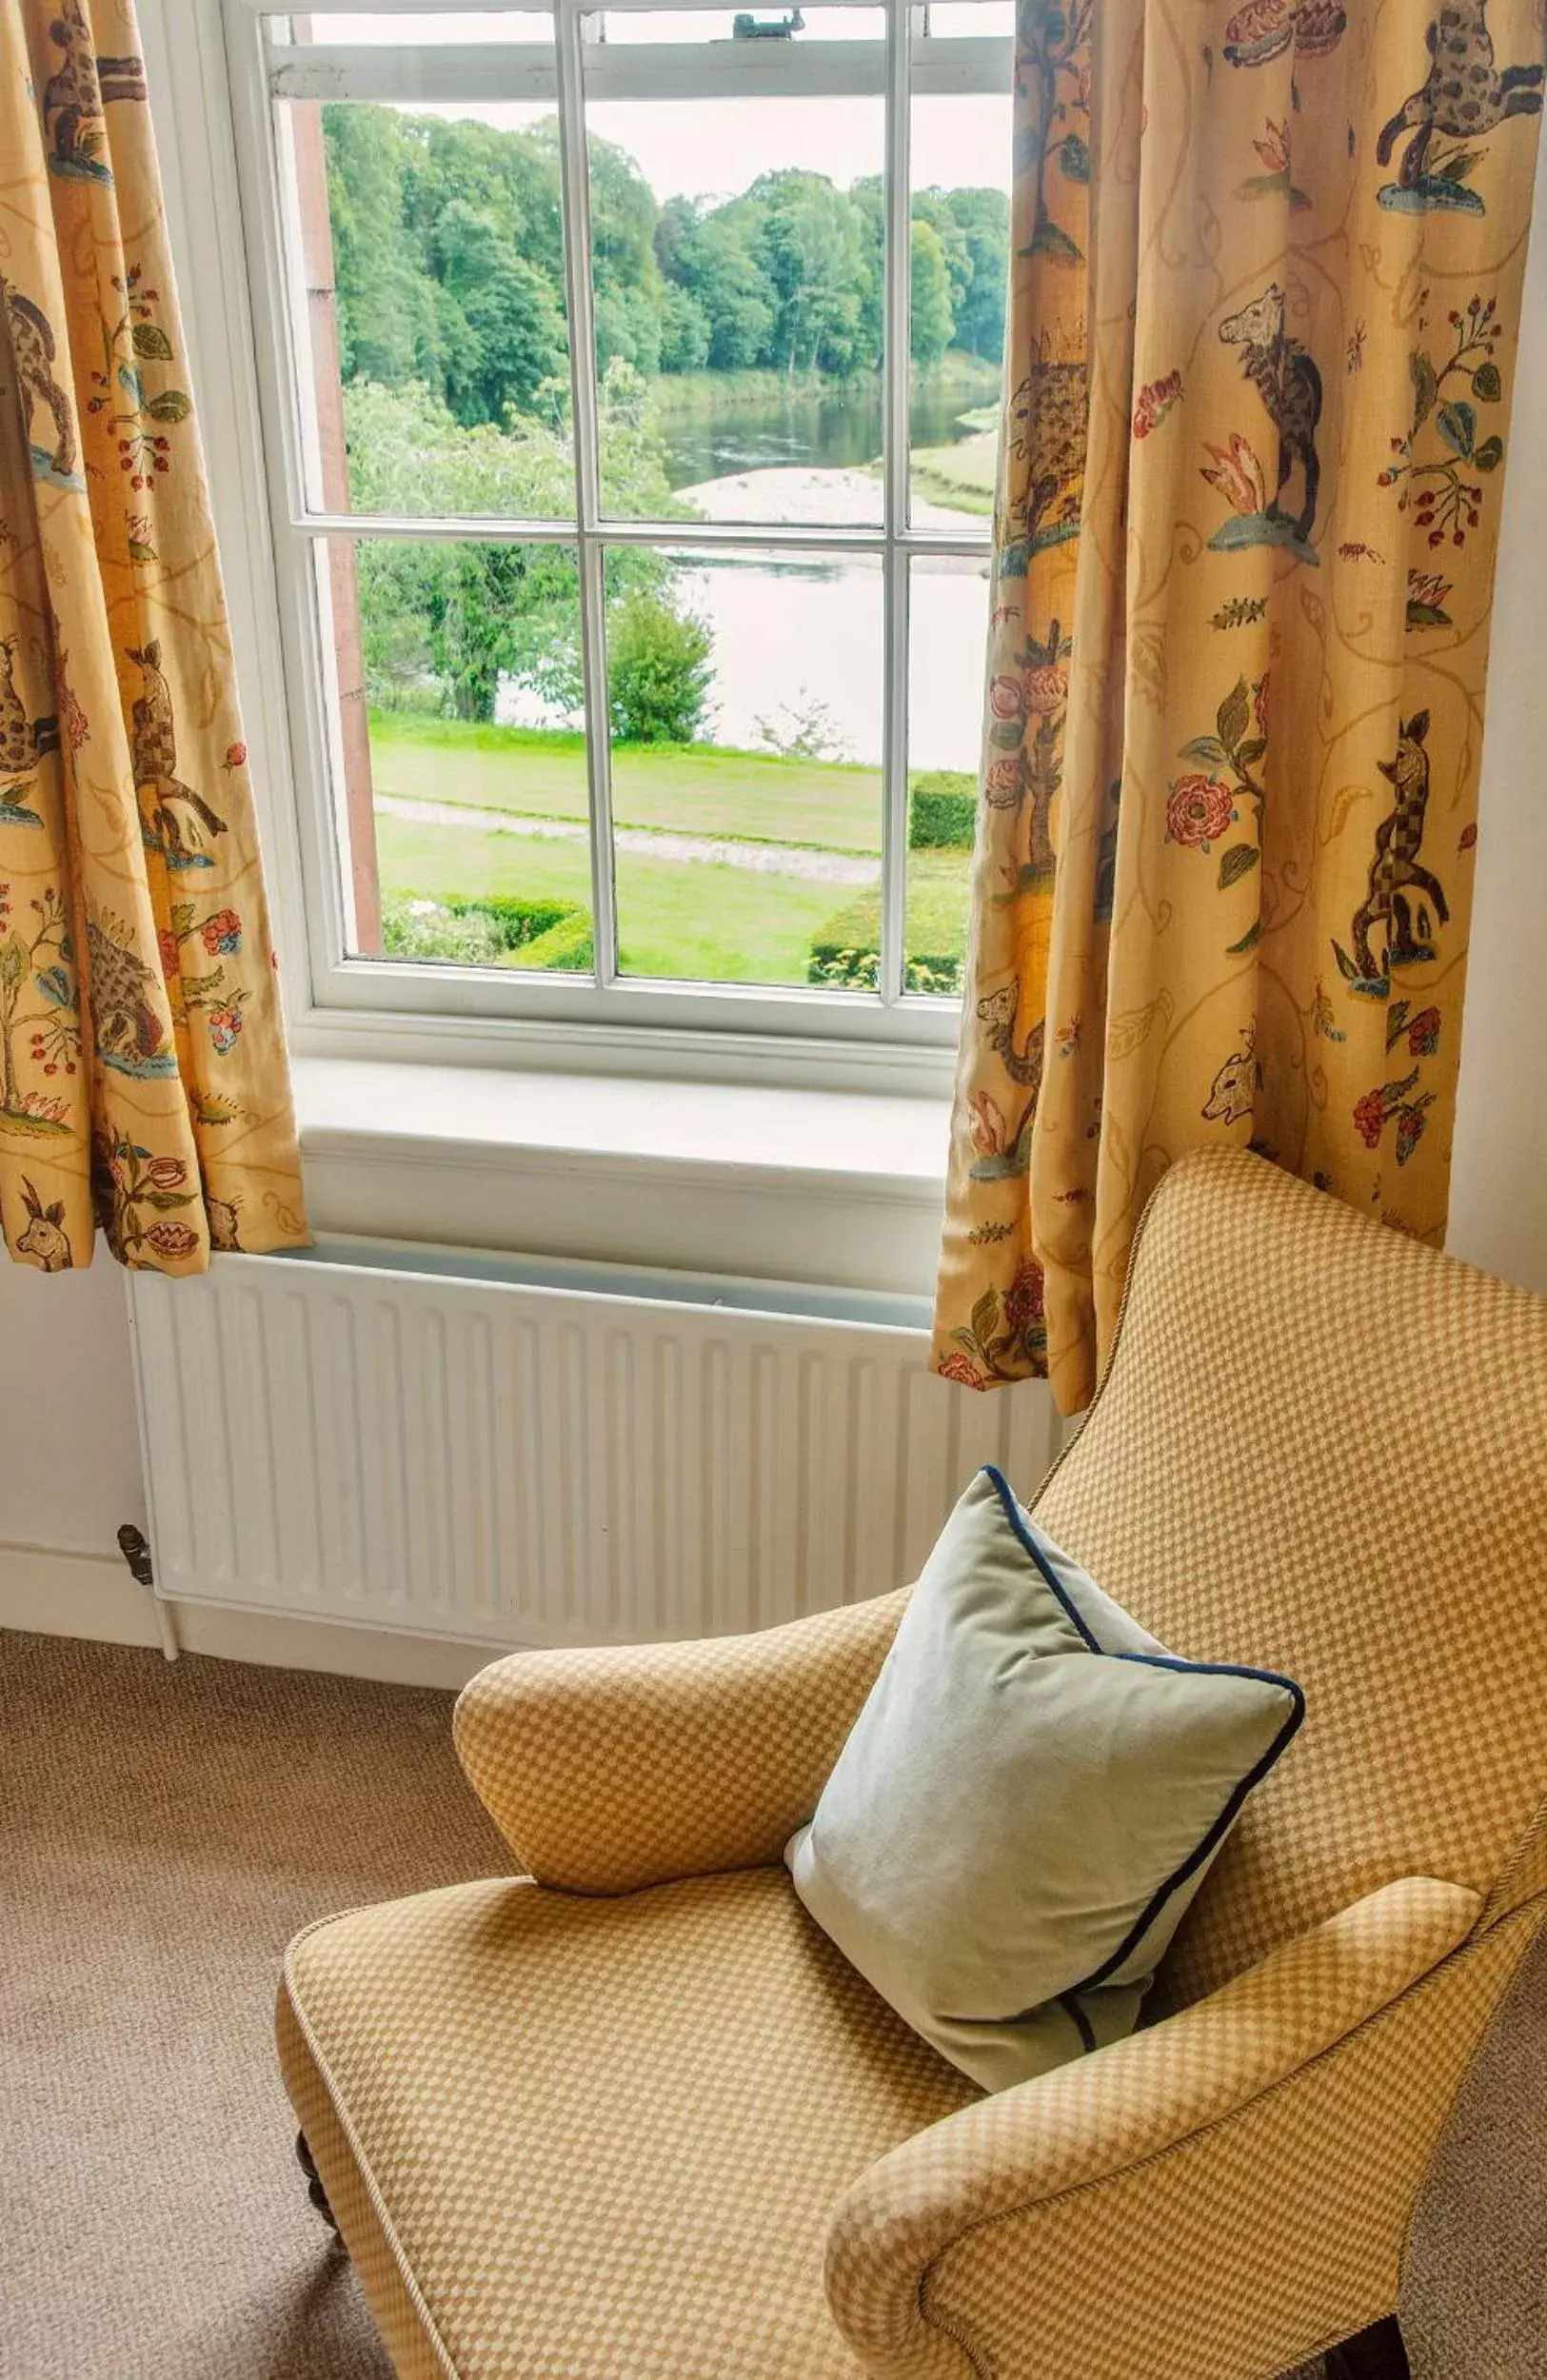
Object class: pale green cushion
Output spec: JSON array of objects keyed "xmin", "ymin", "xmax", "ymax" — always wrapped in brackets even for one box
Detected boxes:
[{"xmin": 785, "ymin": 1466, "xmax": 1304, "ymax": 2092}]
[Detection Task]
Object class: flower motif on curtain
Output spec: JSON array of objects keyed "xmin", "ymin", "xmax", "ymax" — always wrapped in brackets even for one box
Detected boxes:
[{"xmin": 1, "ymin": 0, "xmax": 307, "ymax": 1274}]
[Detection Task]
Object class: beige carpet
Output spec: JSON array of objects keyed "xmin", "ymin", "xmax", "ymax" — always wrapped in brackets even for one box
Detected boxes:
[
  {"xmin": 1400, "ymin": 1905, "xmax": 1547, "ymax": 2376},
  {"xmin": 1, "ymin": 1627, "xmax": 509, "ymax": 2380},
  {"xmin": 5, "ymin": 1625, "xmax": 1540, "ymax": 2380}
]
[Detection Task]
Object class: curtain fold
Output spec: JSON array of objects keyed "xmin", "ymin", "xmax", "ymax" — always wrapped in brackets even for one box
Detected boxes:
[
  {"xmin": 935, "ymin": 0, "xmax": 1545, "ymax": 1413},
  {"xmin": 0, "ymin": 0, "xmax": 307, "ymax": 1273}
]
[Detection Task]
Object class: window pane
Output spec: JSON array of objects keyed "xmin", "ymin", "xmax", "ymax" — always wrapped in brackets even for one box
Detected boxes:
[
  {"xmin": 582, "ymin": 6, "xmax": 886, "ymax": 526},
  {"xmin": 904, "ymin": 551, "xmax": 988, "ymax": 996},
  {"xmin": 293, "ymin": 12, "xmax": 555, "ymax": 40},
  {"xmin": 909, "ymin": 2, "xmax": 1009, "ymax": 529},
  {"xmin": 323, "ymin": 535, "xmax": 595, "ymax": 972},
  {"xmin": 605, "ymin": 545, "xmax": 883, "ymax": 988},
  {"xmin": 597, "ymin": 8, "xmax": 890, "ymax": 43},
  {"xmin": 275, "ymin": 89, "xmax": 576, "ymax": 518},
  {"xmin": 915, "ymin": 1, "xmax": 1015, "ymax": 35}
]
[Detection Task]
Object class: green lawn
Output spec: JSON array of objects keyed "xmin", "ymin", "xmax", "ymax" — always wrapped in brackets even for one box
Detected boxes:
[
  {"xmin": 370, "ymin": 716, "xmax": 973, "ymax": 988},
  {"xmin": 375, "ymin": 815, "xmax": 851, "ymax": 986},
  {"xmin": 368, "ymin": 712, "xmax": 884, "ymax": 855}
]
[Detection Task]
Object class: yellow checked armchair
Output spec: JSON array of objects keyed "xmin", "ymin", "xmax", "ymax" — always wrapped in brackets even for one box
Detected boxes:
[{"xmin": 278, "ymin": 1148, "xmax": 1547, "ymax": 2379}]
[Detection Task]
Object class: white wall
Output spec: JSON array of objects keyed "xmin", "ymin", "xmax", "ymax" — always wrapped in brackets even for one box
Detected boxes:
[
  {"xmin": 1446, "ymin": 132, "xmax": 1547, "ymax": 1298},
  {"xmin": 0, "ymin": 1261, "xmax": 145, "ymax": 1556}
]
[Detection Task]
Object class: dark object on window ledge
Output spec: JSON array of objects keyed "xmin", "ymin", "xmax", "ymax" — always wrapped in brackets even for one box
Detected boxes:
[
  {"xmin": 732, "ymin": 8, "xmax": 803, "ymax": 35},
  {"xmin": 1325, "ymin": 2317, "xmax": 1411, "ymax": 2380},
  {"xmin": 295, "ymin": 2131, "xmax": 340, "ymax": 2232}
]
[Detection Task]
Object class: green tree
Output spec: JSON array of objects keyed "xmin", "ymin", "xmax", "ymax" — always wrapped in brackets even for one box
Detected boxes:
[
  {"xmin": 849, "ymin": 176, "xmax": 886, "ymax": 373},
  {"xmin": 433, "ymin": 200, "xmax": 566, "ymax": 422},
  {"xmin": 344, "ymin": 379, "xmax": 684, "ymax": 722},
  {"xmin": 654, "ymin": 192, "xmax": 697, "ymax": 283},
  {"xmin": 322, "ymin": 98, "xmax": 1006, "ymax": 405},
  {"xmin": 909, "ymin": 218, "xmax": 956, "ymax": 367},
  {"xmin": 912, "ymin": 190, "xmax": 972, "ymax": 317},
  {"xmin": 940, "ymin": 187, "xmax": 1009, "ymax": 362},
  {"xmin": 666, "ymin": 201, "xmax": 776, "ymax": 371},
  {"xmin": 588, "ymin": 134, "xmax": 664, "ymax": 373},
  {"xmin": 593, "ymin": 285, "xmax": 663, "ymax": 378},
  {"xmin": 324, "ymin": 105, "xmax": 446, "ymax": 388},
  {"xmin": 752, "ymin": 171, "xmax": 870, "ymax": 378},
  {"xmin": 410, "ymin": 114, "xmax": 565, "ymax": 294},
  {"xmin": 658, "ymin": 281, "xmax": 711, "ymax": 374},
  {"xmin": 607, "ymin": 593, "xmax": 715, "ymax": 744}
]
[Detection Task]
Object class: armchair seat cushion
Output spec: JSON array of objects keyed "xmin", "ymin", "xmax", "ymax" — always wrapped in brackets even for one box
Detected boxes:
[{"xmin": 279, "ymin": 1867, "xmax": 978, "ymax": 2380}]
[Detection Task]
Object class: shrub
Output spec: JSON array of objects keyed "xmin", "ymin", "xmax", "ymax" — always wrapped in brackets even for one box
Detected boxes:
[
  {"xmin": 805, "ymin": 859, "xmax": 969, "ymax": 996},
  {"xmin": 380, "ymin": 896, "xmax": 507, "ymax": 965},
  {"xmin": 607, "ymin": 592, "xmax": 715, "ymax": 745},
  {"xmin": 754, "ymin": 695, "xmax": 852, "ymax": 763},
  {"xmin": 908, "ymin": 771, "xmax": 978, "ymax": 851},
  {"xmin": 383, "ymin": 892, "xmax": 595, "ymax": 968}
]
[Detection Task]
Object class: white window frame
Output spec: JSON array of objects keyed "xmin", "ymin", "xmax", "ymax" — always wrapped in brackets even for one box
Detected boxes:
[{"xmin": 212, "ymin": 0, "xmax": 1010, "ymax": 1092}]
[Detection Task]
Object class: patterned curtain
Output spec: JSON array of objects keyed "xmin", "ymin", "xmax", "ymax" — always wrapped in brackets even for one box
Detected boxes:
[
  {"xmin": 0, "ymin": 0, "xmax": 307, "ymax": 1273},
  {"xmin": 934, "ymin": 0, "xmax": 1544, "ymax": 1414}
]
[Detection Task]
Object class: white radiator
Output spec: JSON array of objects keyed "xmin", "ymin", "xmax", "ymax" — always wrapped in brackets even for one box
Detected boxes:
[{"xmin": 126, "ymin": 1240, "xmax": 1056, "ymax": 1650}]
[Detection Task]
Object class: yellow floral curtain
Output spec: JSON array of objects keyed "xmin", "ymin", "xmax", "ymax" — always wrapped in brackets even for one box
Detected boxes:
[
  {"xmin": 0, "ymin": 0, "xmax": 306, "ymax": 1273},
  {"xmin": 936, "ymin": 0, "xmax": 1544, "ymax": 1413}
]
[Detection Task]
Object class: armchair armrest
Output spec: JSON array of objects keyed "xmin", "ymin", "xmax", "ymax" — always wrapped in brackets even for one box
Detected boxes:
[
  {"xmin": 826, "ymin": 1876, "xmax": 1488, "ymax": 2380},
  {"xmin": 453, "ymin": 1590, "xmax": 905, "ymax": 1893}
]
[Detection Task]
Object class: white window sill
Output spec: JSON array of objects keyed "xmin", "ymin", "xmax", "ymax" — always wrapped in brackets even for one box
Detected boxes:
[{"xmin": 292, "ymin": 1057, "xmax": 952, "ymax": 1295}]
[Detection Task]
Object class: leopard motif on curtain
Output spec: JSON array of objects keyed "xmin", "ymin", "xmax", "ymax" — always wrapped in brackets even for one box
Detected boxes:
[
  {"xmin": 934, "ymin": 0, "xmax": 1545, "ymax": 1413},
  {"xmin": 0, "ymin": 0, "xmax": 307, "ymax": 1273}
]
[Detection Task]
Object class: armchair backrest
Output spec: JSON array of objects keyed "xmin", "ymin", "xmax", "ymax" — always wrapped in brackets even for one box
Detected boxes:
[{"xmin": 1033, "ymin": 1148, "xmax": 1547, "ymax": 2008}]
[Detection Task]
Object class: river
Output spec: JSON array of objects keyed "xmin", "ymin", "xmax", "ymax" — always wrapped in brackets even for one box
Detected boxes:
[
  {"xmin": 502, "ymin": 390, "xmax": 995, "ymax": 781},
  {"xmin": 652, "ymin": 378, "xmax": 991, "ymax": 493},
  {"xmin": 660, "ymin": 389, "xmax": 995, "ymax": 778}
]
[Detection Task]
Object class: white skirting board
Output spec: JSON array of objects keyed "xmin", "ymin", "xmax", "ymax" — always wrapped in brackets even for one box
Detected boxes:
[
  {"xmin": 124, "ymin": 1236, "xmax": 1058, "ymax": 1656},
  {"xmin": 0, "ymin": 1540, "xmax": 506, "ymax": 1689}
]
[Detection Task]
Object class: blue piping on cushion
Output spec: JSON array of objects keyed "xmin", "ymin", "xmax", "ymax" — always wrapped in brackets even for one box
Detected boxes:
[
  {"xmin": 1055, "ymin": 1991, "xmax": 1098, "ymax": 2054},
  {"xmin": 982, "ymin": 1462, "xmax": 1104, "ymax": 1650},
  {"xmin": 978, "ymin": 1460, "xmax": 1306, "ymax": 2001},
  {"xmin": 1076, "ymin": 1656, "xmax": 1304, "ymax": 1990}
]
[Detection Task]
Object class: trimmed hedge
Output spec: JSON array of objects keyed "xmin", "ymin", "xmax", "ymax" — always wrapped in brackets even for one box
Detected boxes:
[
  {"xmin": 908, "ymin": 770, "xmax": 978, "ymax": 852},
  {"xmin": 518, "ymin": 908, "xmax": 595, "ymax": 972}
]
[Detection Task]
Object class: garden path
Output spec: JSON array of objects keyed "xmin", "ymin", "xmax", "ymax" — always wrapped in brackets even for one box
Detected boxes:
[{"xmin": 373, "ymin": 794, "xmax": 882, "ymax": 885}]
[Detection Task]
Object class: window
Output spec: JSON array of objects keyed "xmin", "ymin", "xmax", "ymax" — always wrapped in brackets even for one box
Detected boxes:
[{"xmin": 225, "ymin": 0, "xmax": 1012, "ymax": 1061}]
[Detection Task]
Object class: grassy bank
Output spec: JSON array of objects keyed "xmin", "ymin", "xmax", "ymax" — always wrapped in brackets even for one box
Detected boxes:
[
  {"xmin": 645, "ymin": 349, "xmax": 1000, "ymax": 427},
  {"xmin": 646, "ymin": 368, "xmax": 832, "ymax": 425},
  {"xmin": 908, "ymin": 421, "xmax": 999, "ymax": 515},
  {"xmin": 917, "ymin": 352, "xmax": 1002, "ymax": 398}
]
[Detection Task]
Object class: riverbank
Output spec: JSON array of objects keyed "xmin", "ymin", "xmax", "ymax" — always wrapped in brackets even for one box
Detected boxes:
[{"xmin": 908, "ymin": 425, "xmax": 999, "ymax": 514}]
